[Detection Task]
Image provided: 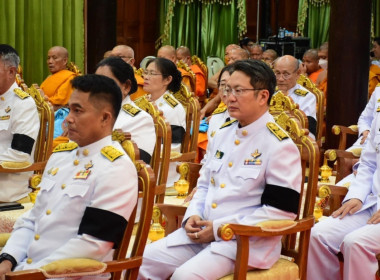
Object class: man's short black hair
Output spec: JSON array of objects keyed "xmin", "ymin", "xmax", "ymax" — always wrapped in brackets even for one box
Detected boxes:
[
  {"xmin": 231, "ymin": 60, "xmax": 276, "ymax": 105},
  {"xmin": 96, "ymin": 57, "xmax": 138, "ymax": 95},
  {"xmin": 71, "ymin": 74, "xmax": 122, "ymax": 119},
  {"xmin": 239, "ymin": 37, "xmax": 254, "ymax": 48},
  {"xmin": 0, "ymin": 44, "xmax": 20, "ymax": 67}
]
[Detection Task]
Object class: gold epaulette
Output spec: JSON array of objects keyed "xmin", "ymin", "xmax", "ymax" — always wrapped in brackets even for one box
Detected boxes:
[
  {"xmin": 267, "ymin": 122, "xmax": 289, "ymax": 141},
  {"xmin": 53, "ymin": 142, "xmax": 78, "ymax": 153},
  {"xmin": 163, "ymin": 93, "xmax": 178, "ymax": 108},
  {"xmin": 220, "ymin": 119, "xmax": 237, "ymax": 129},
  {"xmin": 294, "ymin": 89, "xmax": 309, "ymax": 97},
  {"xmin": 122, "ymin": 104, "xmax": 141, "ymax": 117},
  {"xmin": 101, "ymin": 146, "xmax": 124, "ymax": 162},
  {"xmin": 14, "ymin": 88, "xmax": 29, "ymax": 99},
  {"xmin": 376, "ymin": 83, "xmax": 380, "ymax": 87},
  {"xmin": 212, "ymin": 107, "xmax": 227, "ymax": 115},
  {"xmin": 377, "ymin": 105, "xmax": 380, "ymax": 112}
]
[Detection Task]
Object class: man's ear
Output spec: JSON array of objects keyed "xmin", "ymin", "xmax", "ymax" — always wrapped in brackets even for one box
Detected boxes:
[
  {"xmin": 101, "ymin": 110, "xmax": 113, "ymax": 127},
  {"xmin": 259, "ymin": 90, "xmax": 270, "ymax": 105}
]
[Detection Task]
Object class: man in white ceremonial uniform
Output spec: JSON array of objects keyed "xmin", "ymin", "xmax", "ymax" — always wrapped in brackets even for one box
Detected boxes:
[
  {"xmin": 0, "ymin": 74, "xmax": 138, "ymax": 279},
  {"xmin": 307, "ymin": 98, "xmax": 380, "ymax": 280},
  {"xmin": 96, "ymin": 56, "xmax": 156, "ymax": 164},
  {"xmin": 138, "ymin": 60, "xmax": 302, "ymax": 280},
  {"xmin": 274, "ymin": 55, "xmax": 317, "ymax": 139},
  {"xmin": 336, "ymin": 84, "xmax": 380, "ymax": 186},
  {"xmin": 0, "ymin": 44, "xmax": 40, "ymax": 203}
]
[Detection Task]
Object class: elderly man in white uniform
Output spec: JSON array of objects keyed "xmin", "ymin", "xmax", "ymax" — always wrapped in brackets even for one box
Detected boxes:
[
  {"xmin": 0, "ymin": 44, "xmax": 40, "ymax": 203},
  {"xmin": 138, "ymin": 60, "xmax": 302, "ymax": 280},
  {"xmin": 274, "ymin": 55, "xmax": 317, "ymax": 139},
  {"xmin": 0, "ymin": 75, "xmax": 138, "ymax": 279},
  {"xmin": 307, "ymin": 102, "xmax": 380, "ymax": 280}
]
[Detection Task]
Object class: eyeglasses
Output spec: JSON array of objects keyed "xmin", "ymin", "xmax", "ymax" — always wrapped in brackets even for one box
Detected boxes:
[
  {"xmin": 223, "ymin": 87, "xmax": 264, "ymax": 98},
  {"xmin": 274, "ymin": 70, "xmax": 297, "ymax": 80},
  {"xmin": 142, "ymin": 70, "xmax": 163, "ymax": 77}
]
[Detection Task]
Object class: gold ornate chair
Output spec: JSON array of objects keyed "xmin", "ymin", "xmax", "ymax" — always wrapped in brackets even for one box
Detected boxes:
[
  {"xmin": 5, "ymin": 131, "xmax": 156, "ymax": 280},
  {"xmin": 191, "ymin": 55, "xmax": 208, "ymax": 81},
  {"xmin": 269, "ymin": 90, "xmax": 309, "ymax": 131},
  {"xmin": 218, "ymin": 112, "xmax": 319, "ymax": 280},
  {"xmin": 377, "ymin": 254, "xmax": 380, "ymax": 280},
  {"xmin": 67, "ymin": 61, "xmax": 82, "ymax": 76},
  {"xmin": 177, "ymin": 60, "xmax": 196, "ymax": 93},
  {"xmin": 0, "ymin": 84, "xmax": 54, "ymax": 175},
  {"xmin": 134, "ymin": 96, "xmax": 172, "ymax": 203},
  {"xmin": 172, "ymin": 84, "xmax": 201, "ymax": 163},
  {"xmin": 297, "ymin": 74, "xmax": 325, "ymax": 146}
]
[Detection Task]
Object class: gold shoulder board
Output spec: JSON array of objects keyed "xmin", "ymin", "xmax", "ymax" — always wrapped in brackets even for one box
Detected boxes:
[
  {"xmin": 377, "ymin": 105, "xmax": 380, "ymax": 112},
  {"xmin": 294, "ymin": 89, "xmax": 308, "ymax": 96},
  {"xmin": 53, "ymin": 142, "xmax": 79, "ymax": 153},
  {"xmin": 220, "ymin": 119, "xmax": 237, "ymax": 129},
  {"xmin": 376, "ymin": 83, "xmax": 380, "ymax": 87},
  {"xmin": 266, "ymin": 122, "xmax": 289, "ymax": 141},
  {"xmin": 122, "ymin": 104, "xmax": 141, "ymax": 117},
  {"xmin": 14, "ymin": 88, "xmax": 29, "ymax": 99},
  {"xmin": 101, "ymin": 146, "xmax": 124, "ymax": 162},
  {"xmin": 163, "ymin": 93, "xmax": 178, "ymax": 108},
  {"xmin": 212, "ymin": 107, "xmax": 227, "ymax": 115}
]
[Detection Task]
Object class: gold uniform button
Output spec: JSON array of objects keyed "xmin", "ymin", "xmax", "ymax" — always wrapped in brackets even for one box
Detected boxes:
[
  {"xmin": 242, "ymin": 130, "xmax": 248, "ymax": 136},
  {"xmin": 73, "ymin": 159, "xmax": 79, "ymax": 166},
  {"xmin": 210, "ymin": 177, "xmax": 215, "ymax": 185},
  {"xmin": 159, "ymin": 103, "xmax": 163, "ymax": 107},
  {"xmin": 228, "ymin": 162, "xmax": 233, "ymax": 167},
  {"xmin": 212, "ymin": 203, "xmax": 217, "ymax": 209},
  {"xmin": 34, "ymin": 234, "xmax": 40, "ymax": 240},
  {"xmin": 26, "ymin": 258, "xmax": 32, "ymax": 264},
  {"xmin": 46, "ymin": 209, "xmax": 52, "ymax": 215},
  {"xmin": 61, "ymin": 184, "xmax": 66, "ymax": 190},
  {"xmin": 0, "ymin": 97, "xmax": 4, "ymax": 101},
  {"xmin": 234, "ymin": 139, "xmax": 240, "ymax": 145},
  {"xmin": 220, "ymin": 183, "xmax": 225, "ymax": 188},
  {"xmin": 83, "ymin": 149, "xmax": 89, "ymax": 156}
]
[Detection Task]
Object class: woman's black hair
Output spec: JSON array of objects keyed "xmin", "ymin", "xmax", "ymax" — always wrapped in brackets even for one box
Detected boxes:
[
  {"xmin": 146, "ymin": 57, "xmax": 182, "ymax": 93},
  {"xmin": 96, "ymin": 56, "xmax": 138, "ymax": 95}
]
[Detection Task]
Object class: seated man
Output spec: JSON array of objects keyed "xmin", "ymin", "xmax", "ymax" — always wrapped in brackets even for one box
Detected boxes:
[
  {"xmin": 302, "ymin": 49, "xmax": 323, "ymax": 84},
  {"xmin": 274, "ymin": 55, "xmax": 317, "ymax": 139},
  {"xmin": 369, "ymin": 37, "xmax": 380, "ymax": 96},
  {"xmin": 176, "ymin": 46, "xmax": 206, "ymax": 97},
  {"xmin": 307, "ymin": 101, "xmax": 380, "ymax": 280},
  {"xmin": 0, "ymin": 74, "xmax": 138, "ymax": 277},
  {"xmin": 157, "ymin": 45, "xmax": 192, "ymax": 91},
  {"xmin": 138, "ymin": 60, "xmax": 302, "ymax": 279},
  {"xmin": 262, "ymin": 49, "xmax": 278, "ymax": 68},
  {"xmin": 248, "ymin": 43, "xmax": 263, "ymax": 60},
  {"xmin": 110, "ymin": 44, "xmax": 147, "ymax": 100},
  {"xmin": 40, "ymin": 46, "xmax": 78, "ymax": 110},
  {"xmin": 316, "ymin": 42, "xmax": 328, "ymax": 96},
  {"xmin": 0, "ymin": 44, "xmax": 40, "ymax": 203}
]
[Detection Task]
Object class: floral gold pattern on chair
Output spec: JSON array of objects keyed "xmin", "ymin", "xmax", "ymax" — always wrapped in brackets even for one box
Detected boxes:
[
  {"xmin": 177, "ymin": 60, "xmax": 196, "ymax": 92},
  {"xmin": 174, "ymin": 163, "xmax": 190, "ymax": 197},
  {"xmin": 148, "ymin": 206, "xmax": 165, "ymax": 242}
]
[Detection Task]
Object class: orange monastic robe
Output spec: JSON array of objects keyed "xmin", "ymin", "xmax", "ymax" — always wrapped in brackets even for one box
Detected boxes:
[
  {"xmin": 369, "ymin": 64, "xmax": 380, "ymax": 97},
  {"xmin": 190, "ymin": 64, "xmax": 206, "ymax": 97},
  {"xmin": 41, "ymin": 70, "xmax": 77, "ymax": 106},
  {"xmin": 130, "ymin": 74, "xmax": 148, "ymax": 101},
  {"xmin": 308, "ymin": 68, "xmax": 323, "ymax": 84}
]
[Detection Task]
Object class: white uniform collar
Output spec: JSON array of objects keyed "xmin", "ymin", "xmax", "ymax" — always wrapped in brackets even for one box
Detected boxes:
[
  {"xmin": 236, "ymin": 111, "xmax": 273, "ymax": 138},
  {"xmin": 288, "ymin": 83, "xmax": 299, "ymax": 94},
  {"xmin": 1, "ymin": 82, "xmax": 19, "ymax": 101},
  {"xmin": 75, "ymin": 135, "xmax": 114, "ymax": 159},
  {"xmin": 122, "ymin": 95, "xmax": 132, "ymax": 106}
]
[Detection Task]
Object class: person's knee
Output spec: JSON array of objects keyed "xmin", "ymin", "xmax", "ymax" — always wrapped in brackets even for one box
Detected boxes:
[{"xmin": 342, "ymin": 232, "xmax": 362, "ymax": 253}]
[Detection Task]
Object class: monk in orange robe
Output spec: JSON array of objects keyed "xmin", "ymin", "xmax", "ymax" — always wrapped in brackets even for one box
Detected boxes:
[
  {"xmin": 40, "ymin": 46, "xmax": 78, "ymax": 110},
  {"xmin": 369, "ymin": 64, "xmax": 380, "ymax": 97},
  {"xmin": 157, "ymin": 45, "xmax": 192, "ymax": 90},
  {"xmin": 176, "ymin": 46, "xmax": 206, "ymax": 97},
  {"xmin": 110, "ymin": 45, "xmax": 148, "ymax": 101},
  {"xmin": 302, "ymin": 49, "xmax": 324, "ymax": 84}
]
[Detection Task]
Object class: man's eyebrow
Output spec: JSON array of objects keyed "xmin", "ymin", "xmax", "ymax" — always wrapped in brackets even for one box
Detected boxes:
[{"xmin": 68, "ymin": 102, "xmax": 83, "ymax": 109}]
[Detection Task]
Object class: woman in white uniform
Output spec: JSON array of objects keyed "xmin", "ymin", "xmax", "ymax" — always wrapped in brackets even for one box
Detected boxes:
[{"xmin": 96, "ymin": 57, "xmax": 156, "ymax": 164}]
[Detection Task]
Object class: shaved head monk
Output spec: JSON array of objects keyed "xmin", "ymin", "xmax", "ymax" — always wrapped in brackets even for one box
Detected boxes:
[
  {"xmin": 111, "ymin": 45, "xmax": 135, "ymax": 66},
  {"xmin": 41, "ymin": 46, "xmax": 79, "ymax": 110},
  {"xmin": 302, "ymin": 49, "xmax": 323, "ymax": 84}
]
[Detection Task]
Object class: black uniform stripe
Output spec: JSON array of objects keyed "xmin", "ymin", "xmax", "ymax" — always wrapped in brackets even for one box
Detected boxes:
[
  {"xmin": 139, "ymin": 148, "xmax": 152, "ymax": 164},
  {"xmin": 78, "ymin": 207, "xmax": 127, "ymax": 248},
  {"xmin": 11, "ymin": 133, "xmax": 35, "ymax": 155},
  {"xmin": 171, "ymin": 125, "xmax": 185, "ymax": 144},
  {"xmin": 307, "ymin": 116, "xmax": 317, "ymax": 137},
  {"xmin": 261, "ymin": 184, "xmax": 300, "ymax": 214}
]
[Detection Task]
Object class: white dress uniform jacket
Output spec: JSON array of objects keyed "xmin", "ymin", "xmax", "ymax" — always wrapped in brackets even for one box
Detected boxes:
[
  {"xmin": 285, "ymin": 83, "xmax": 317, "ymax": 139},
  {"xmin": 0, "ymin": 82, "xmax": 39, "ymax": 202},
  {"xmin": 114, "ymin": 95, "xmax": 156, "ymax": 164},
  {"xmin": 151, "ymin": 91, "xmax": 186, "ymax": 187},
  {"xmin": 139, "ymin": 111, "xmax": 301, "ymax": 279},
  {"xmin": 2, "ymin": 136, "xmax": 138, "ymax": 276},
  {"xmin": 307, "ymin": 110, "xmax": 380, "ymax": 280}
]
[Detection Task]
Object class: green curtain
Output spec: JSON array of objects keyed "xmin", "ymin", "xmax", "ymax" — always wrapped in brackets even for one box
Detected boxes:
[
  {"xmin": 297, "ymin": 0, "xmax": 330, "ymax": 48},
  {"xmin": 0, "ymin": 0, "xmax": 84, "ymax": 85},
  {"xmin": 374, "ymin": 0, "xmax": 380, "ymax": 37},
  {"xmin": 159, "ymin": 0, "xmax": 242, "ymax": 62}
]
